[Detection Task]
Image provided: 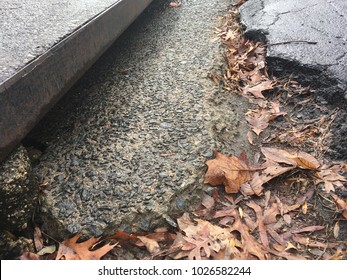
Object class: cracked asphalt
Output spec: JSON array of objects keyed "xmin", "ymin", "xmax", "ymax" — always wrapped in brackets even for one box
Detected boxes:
[
  {"xmin": 240, "ymin": 0, "xmax": 347, "ymax": 160},
  {"xmin": 28, "ymin": 0, "xmax": 250, "ymax": 238},
  {"xmin": 240, "ymin": 0, "xmax": 347, "ymax": 93}
]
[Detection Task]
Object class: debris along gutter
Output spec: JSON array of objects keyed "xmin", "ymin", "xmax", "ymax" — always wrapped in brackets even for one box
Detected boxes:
[
  {"xmin": 0, "ymin": 0, "xmax": 153, "ymax": 163},
  {"xmin": 239, "ymin": 0, "xmax": 347, "ymax": 160}
]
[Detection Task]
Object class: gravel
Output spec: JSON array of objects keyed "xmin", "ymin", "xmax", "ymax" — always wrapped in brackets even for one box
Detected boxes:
[{"xmin": 29, "ymin": 0, "xmax": 250, "ymax": 238}]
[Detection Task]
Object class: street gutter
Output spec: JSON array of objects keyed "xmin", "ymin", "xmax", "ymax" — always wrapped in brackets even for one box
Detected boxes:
[{"xmin": 0, "ymin": 0, "xmax": 153, "ymax": 162}]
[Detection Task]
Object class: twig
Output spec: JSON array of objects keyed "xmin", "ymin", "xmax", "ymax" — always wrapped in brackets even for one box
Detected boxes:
[{"xmin": 267, "ymin": 40, "xmax": 318, "ymax": 46}]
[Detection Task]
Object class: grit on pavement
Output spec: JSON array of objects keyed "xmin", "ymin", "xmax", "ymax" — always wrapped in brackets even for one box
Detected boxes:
[{"xmin": 29, "ymin": 0, "xmax": 250, "ymax": 238}]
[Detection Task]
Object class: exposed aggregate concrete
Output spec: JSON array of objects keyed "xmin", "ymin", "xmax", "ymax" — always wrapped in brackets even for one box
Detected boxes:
[{"xmin": 28, "ymin": 0, "xmax": 250, "ymax": 238}]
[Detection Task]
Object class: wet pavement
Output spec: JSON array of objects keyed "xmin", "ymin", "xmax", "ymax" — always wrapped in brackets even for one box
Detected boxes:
[
  {"xmin": 28, "ymin": 0, "xmax": 250, "ymax": 238},
  {"xmin": 240, "ymin": 0, "xmax": 347, "ymax": 101},
  {"xmin": 240, "ymin": 0, "xmax": 347, "ymax": 160}
]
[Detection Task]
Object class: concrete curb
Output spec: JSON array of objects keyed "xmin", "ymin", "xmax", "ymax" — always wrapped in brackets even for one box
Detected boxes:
[{"xmin": 0, "ymin": 0, "xmax": 153, "ymax": 162}]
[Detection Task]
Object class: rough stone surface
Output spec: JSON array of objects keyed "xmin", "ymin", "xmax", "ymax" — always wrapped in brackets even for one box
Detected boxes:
[
  {"xmin": 28, "ymin": 0, "xmax": 250, "ymax": 239},
  {"xmin": 240, "ymin": 0, "xmax": 347, "ymax": 160},
  {"xmin": 0, "ymin": 146, "xmax": 38, "ymax": 232}
]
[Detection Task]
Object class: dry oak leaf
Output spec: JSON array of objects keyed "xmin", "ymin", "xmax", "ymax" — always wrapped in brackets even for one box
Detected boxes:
[
  {"xmin": 205, "ymin": 151, "xmax": 255, "ymax": 193},
  {"xmin": 246, "ymin": 201, "xmax": 269, "ymax": 248},
  {"xmin": 228, "ymin": 209, "xmax": 268, "ymax": 260},
  {"xmin": 240, "ymin": 172, "xmax": 264, "ymax": 196},
  {"xmin": 268, "ymin": 101, "xmax": 287, "ymax": 120},
  {"xmin": 175, "ymin": 214, "xmax": 234, "ymax": 260},
  {"xmin": 246, "ymin": 110, "xmax": 270, "ymax": 135},
  {"xmin": 55, "ymin": 234, "xmax": 117, "ymax": 260},
  {"xmin": 315, "ymin": 166, "xmax": 346, "ymax": 193},
  {"xmin": 243, "ymin": 80, "xmax": 274, "ymax": 99}
]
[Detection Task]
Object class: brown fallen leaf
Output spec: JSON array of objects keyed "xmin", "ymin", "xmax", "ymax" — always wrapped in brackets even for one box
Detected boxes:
[
  {"xmin": 228, "ymin": 209, "xmax": 268, "ymax": 260},
  {"xmin": 268, "ymin": 102, "xmax": 287, "ymax": 120},
  {"xmin": 263, "ymin": 203, "xmax": 280, "ymax": 225},
  {"xmin": 261, "ymin": 147, "xmax": 297, "ymax": 166},
  {"xmin": 289, "ymin": 151, "xmax": 320, "ymax": 170},
  {"xmin": 330, "ymin": 193, "xmax": 347, "ymax": 219},
  {"xmin": 243, "ymin": 80, "xmax": 274, "ymax": 99},
  {"xmin": 292, "ymin": 234, "xmax": 339, "ymax": 249},
  {"xmin": 246, "ymin": 110, "xmax": 270, "ymax": 135},
  {"xmin": 247, "ymin": 130, "xmax": 254, "ymax": 145},
  {"xmin": 262, "ymin": 164, "xmax": 296, "ymax": 183},
  {"xmin": 174, "ymin": 214, "xmax": 234, "ymax": 260},
  {"xmin": 261, "ymin": 147, "xmax": 320, "ymax": 170},
  {"xmin": 246, "ymin": 201, "xmax": 269, "ymax": 248},
  {"xmin": 169, "ymin": 2, "xmax": 182, "ymax": 8},
  {"xmin": 315, "ymin": 166, "xmax": 346, "ymax": 193},
  {"xmin": 240, "ymin": 173, "xmax": 264, "ymax": 196},
  {"xmin": 55, "ymin": 234, "xmax": 117, "ymax": 260},
  {"xmin": 268, "ymin": 248, "xmax": 306, "ymax": 260},
  {"xmin": 107, "ymin": 230, "xmax": 138, "ymax": 243},
  {"xmin": 267, "ymin": 227, "xmax": 286, "ymax": 246},
  {"xmin": 204, "ymin": 151, "xmax": 255, "ymax": 193},
  {"xmin": 292, "ymin": 225, "xmax": 325, "ymax": 234},
  {"xmin": 34, "ymin": 226, "xmax": 44, "ymax": 252},
  {"xmin": 137, "ymin": 236, "xmax": 160, "ymax": 255}
]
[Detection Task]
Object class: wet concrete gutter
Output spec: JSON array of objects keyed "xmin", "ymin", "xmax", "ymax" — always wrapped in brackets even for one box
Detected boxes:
[{"xmin": 0, "ymin": 0, "xmax": 153, "ymax": 162}]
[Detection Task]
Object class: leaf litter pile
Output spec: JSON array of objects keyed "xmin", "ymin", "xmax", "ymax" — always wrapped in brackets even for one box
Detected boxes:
[{"xmin": 20, "ymin": 0, "xmax": 347, "ymax": 260}]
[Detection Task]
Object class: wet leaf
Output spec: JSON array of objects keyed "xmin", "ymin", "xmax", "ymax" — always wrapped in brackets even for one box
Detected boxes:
[
  {"xmin": 261, "ymin": 147, "xmax": 297, "ymax": 166},
  {"xmin": 269, "ymin": 102, "xmax": 287, "ymax": 120},
  {"xmin": 137, "ymin": 236, "xmax": 160, "ymax": 255},
  {"xmin": 292, "ymin": 225, "xmax": 325, "ymax": 234},
  {"xmin": 292, "ymin": 235, "xmax": 339, "ymax": 249},
  {"xmin": 228, "ymin": 209, "xmax": 268, "ymax": 260},
  {"xmin": 289, "ymin": 151, "xmax": 320, "ymax": 170},
  {"xmin": 55, "ymin": 234, "xmax": 117, "ymax": 260},
  {"xmin": 243, "ymin": 80, "xmax": 274, "ymax": 99},
  {"xmin": 107, "ymin": 230, "xmax": 138, "ymax": 243},
  {"xmin": 246, "ymin": 110, "xmax": 270, "ymax": 135},
  {"xmin": 246, "ymin": 201, "xmax": 269, "ymax": 248},
  {"xmin": 204, "ymin": 151, "xmax": 255, "ymax": 193},
  {"xmin": 315, "ymin": 166, "xmax": 346, "ymax": 193}
]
